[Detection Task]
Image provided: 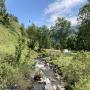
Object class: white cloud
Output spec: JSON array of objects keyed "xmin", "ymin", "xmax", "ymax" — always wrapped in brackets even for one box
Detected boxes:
[
  {"xmin": 49, "ymin": 15, "xmax": 58, "ymax": 23},
  {"xmin": 45, "ymin": 0, "xmax": 84, "ymax": 15},
  {"xmin": 67, "ymin": 17, "xmax": 78, "ymax": 26},
  {"xmin": 47, "ymin": 15, "xmax": 78, "ymax": 26},
  {"xmin": 44, "ymin": 0, "xmax": 87, "ymax": 26}
]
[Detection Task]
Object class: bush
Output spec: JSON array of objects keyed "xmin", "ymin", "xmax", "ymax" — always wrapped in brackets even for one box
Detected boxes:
[{"xmin": 46, "ymin": 51, "xmax": 90, "ymax": 90}]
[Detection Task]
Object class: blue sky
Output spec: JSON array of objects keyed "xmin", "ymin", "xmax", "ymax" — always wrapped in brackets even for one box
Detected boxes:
[{"xmin": 6, "ymin": 0, "xmax": 87, "ymax": 27}]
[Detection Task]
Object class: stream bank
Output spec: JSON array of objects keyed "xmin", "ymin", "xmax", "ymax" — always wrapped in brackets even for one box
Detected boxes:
[{"xmin": 30, "ymin": 57, "xmax": 65, "ymax": 90}]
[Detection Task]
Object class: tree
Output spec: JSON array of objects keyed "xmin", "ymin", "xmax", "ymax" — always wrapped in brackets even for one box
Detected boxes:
[
  {"xmin": 27, "ymin": 24, "xmax": 39, "ymax": 49},
  {"xmin": 77, "ymin": 1, "xmax": 90, "ymax": 50},
  {"xmin": 51, "ymin": 17, "xmax": 71, "ymax": 49},
  {"xmin": 15, "ymin": 25, "xmax": 26, "ymax": 65},
  {"xmin": 38, "ymin": 25, "xmax": 51, "ymax": 50},
  {"xmin": 0, "ymin": 0, "xmax": 10, "ymax": 26},
  {"xmin": 8, "ymin": 14, "xmax": 18, "ymax": 22},
  {"xmin": 66, "ymin": 35, "xmax": 77, "ymax": 50},
  {"xmin": 0, "ymin": 0, "xmax": 6, "ymax": 14}
]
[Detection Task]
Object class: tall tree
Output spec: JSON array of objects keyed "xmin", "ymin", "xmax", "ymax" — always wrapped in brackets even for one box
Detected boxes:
[
  {"xmin": 51, "ymin": 17, "xmax": 71, "ymax": 49},
  {"xmin": 77, "ymin": 1, "xmax": 90, "ymax": 50},
  {"xmin": 66, "ymin": 35, "xmax": 77, "ymax": 50},
  {"xmin": 38, "ymin": 25, "xmax": 51, "ymax": 50},
  {"xmin": 27, "ymin": 24, "xmax": 39, "ymax": 49},
  {"xmin": 0, "ymin": 0, "xmax": 10, "ymax": 26},
  {"xmin": 0, "ymin": 0, "xmax": 6, "ymax": 14}
]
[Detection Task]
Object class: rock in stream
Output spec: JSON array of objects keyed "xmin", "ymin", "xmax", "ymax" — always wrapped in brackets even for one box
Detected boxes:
[{"xmin": 31, "ymin": 58, "xmax": 65, "ymax": 90}]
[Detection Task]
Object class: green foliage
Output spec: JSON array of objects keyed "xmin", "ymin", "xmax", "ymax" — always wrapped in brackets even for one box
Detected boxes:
[
  {"xmin": 0, "ymin": 0, "xmax": 90, "ymax": 89},
  {"xmin": 0, "ymin": 58, "xmax": 32, "ymax": 89},
  {"xmin": 50, "ymin": 17, "xmax": 71, "ymax": 49},
  {"xmin": 77, "ymin": 2, "xmax": 90, "ymax": 51},
  {"xmin": 27, "ymin": 24, "xmax": 39, "ymax": 49},
  {"xmin": 38, "ymin": 25, "xmax": 51, "ymax": 50},
  {"xmin": 45, "ymin": 50, "xmax": 90, "ymax": 90},
  {"xmin": 15, "ymin": 37, "xmax": 25, "ymax": 65},
  {"xmin": 0, "ymin": 0, "xmax": 10, "ymax": 27},
  {"xmin": 26, "ymin": 17, "xmax": 72, "ymax": 50},
  {"xmin": 0, "ymin": 0, "xmax": 6, "ymax": 14},
  {"xmin": 0, "ymin": 19, "xmax": 37, "ymax": 90},
  {"xmin": 27, "ymin": 24, "xmax": 51, "ymax": 50},
  {"xmin": 0, "ymin": 13, "xmax": 10, "ymax": 27},
  {"xmin": 66, "ymin": 35, "xmax": 77, "ymax": 50},
  {"xmin": 8, "ymin": 14, "xmax": 18, "ymax": 22}
]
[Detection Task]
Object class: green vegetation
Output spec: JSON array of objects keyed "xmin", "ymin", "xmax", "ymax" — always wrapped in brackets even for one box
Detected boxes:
[
  {"xmin": 42, "ymin": 50, "xmax": 90, "ymax": 90},
  {"xmin": 0, "ymin": 1, "xmax": 38, "ymax": 89},
  {"xmin": 0, "ymin": 22, "xmax": 38, "ymax": 89},
  {"xmin": 0, "ymin": 0, "xmax": 90, "ymax": 90},
  {"xmin": 77, "ymin": 1, "xmax": 90, "ymax": 50},
  {"xmin": 26, "ymin": 1, "xmax": 90, "ymax": 51},
  {"xmin": 27, "ymin": 24, "xmax": 51, "ymax": 50}
]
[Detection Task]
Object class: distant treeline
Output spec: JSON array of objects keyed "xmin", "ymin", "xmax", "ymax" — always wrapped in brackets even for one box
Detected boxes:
[
  {"xmin": 27, "ymin": 1, "xmax": 90, "ymax": 51},
  {"xmin": 0, "ymin": 0, "xmax": 90, "ymax": 51}
]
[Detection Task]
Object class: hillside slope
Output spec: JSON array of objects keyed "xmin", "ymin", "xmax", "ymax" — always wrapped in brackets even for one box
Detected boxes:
[{"xmin": 0, "ymin": 21, "xmax": 21, "ymax": 55}]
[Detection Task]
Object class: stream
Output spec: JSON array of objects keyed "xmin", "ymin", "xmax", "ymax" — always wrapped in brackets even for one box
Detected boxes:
[{"xmin": 31, "ymin": 57, "xmax": 65, "ymax": 90}]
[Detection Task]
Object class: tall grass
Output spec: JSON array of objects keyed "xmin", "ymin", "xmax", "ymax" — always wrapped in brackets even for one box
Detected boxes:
[{"xmin": 43, "ymin": 50, "xmax": 90, "ymax": 90}]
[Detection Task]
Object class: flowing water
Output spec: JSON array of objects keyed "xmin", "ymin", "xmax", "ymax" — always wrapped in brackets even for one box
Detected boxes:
[{"xmin": 32, "ymin": 58, "xmax": 65, "ymax": 90}]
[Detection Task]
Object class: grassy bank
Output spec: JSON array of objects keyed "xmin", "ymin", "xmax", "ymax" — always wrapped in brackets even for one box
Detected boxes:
[
  {"xmin": 42, "ymin": 49, "xmax": 90, "ymax": 90},
  {"xmin": 0, "ymin": 22, "xmax": 38, "ymax": 89}
]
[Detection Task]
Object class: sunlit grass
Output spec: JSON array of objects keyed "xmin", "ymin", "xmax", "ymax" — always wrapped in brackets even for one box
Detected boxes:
[{"xmin": 43, "ymin": 49, "xmax": 90, "ymax": 90}]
